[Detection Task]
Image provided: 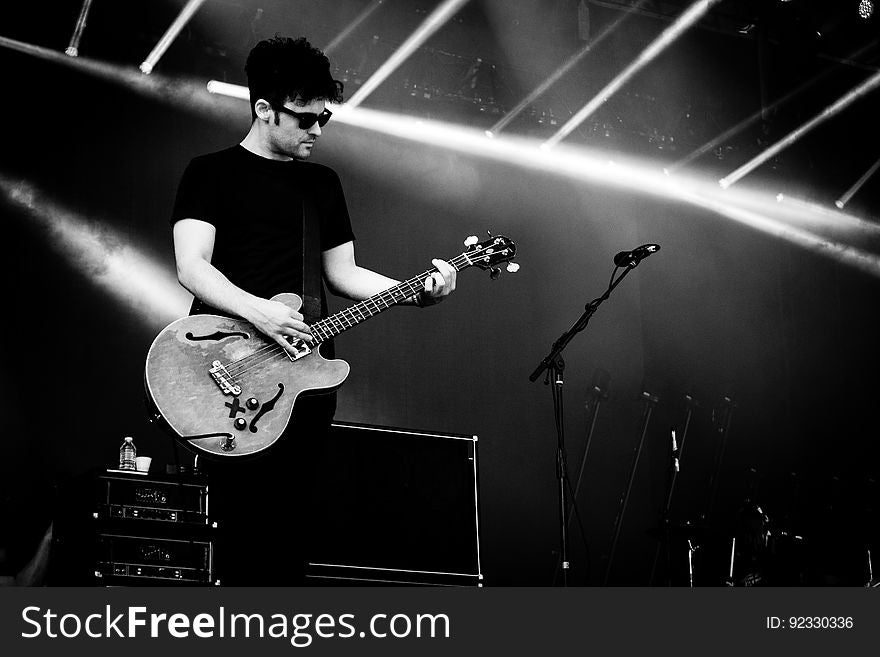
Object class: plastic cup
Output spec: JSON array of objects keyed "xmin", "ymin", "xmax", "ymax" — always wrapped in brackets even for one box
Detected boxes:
[{"xmin": 135, "ymin": 456, "xmax": 152, "ymax": 473}]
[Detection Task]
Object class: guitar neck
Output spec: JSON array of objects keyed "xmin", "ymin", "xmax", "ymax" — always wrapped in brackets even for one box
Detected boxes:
[{"xmin": 310, "ymin": 253, "xmax": 471, "ymax": 344}]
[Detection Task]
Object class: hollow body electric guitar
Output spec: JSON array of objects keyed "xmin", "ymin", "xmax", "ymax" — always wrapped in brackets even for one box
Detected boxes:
[{"xmin": 145, "ymin": 234, "xmax": 518, "ymax": 458}]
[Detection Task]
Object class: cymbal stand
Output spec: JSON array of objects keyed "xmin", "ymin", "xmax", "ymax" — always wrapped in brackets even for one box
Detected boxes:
[
  {"xmin": 703, "ymin": 396, "xmax": 736, "ymax": 523},
  {"xmin": 725, "ymin": 537, "xmax": 736, "ymax": 586},
  {"xmin": 861, "ymin": 476, "xmax": 877, "ymax": 587},
  {"xmin": 603, "ymin": 390, "xmax": 659, "ymax": 585},
  {"xmin": 569, "ymin": 373, "xmax": 610, "ymax": 525},
  {"xmin": 649, "ymin": 394, "xmax": 697, "ymax": 585},
  {"xmin": 687, "ymin": 538, "xmax": 700, "ymax": 588}
]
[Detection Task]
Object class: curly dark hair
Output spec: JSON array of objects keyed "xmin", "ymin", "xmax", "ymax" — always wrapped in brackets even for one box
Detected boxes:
[{"xmin": 245, "ymin": 36, "xmax": 344, "ymax": 123}]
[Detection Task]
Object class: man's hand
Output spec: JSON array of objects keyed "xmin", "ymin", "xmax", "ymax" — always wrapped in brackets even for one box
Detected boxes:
[
  {"xmin": 245, "ymin": 297, "xmax": 313, "ymax": 353},
  {"xmin": 419, "ymin": 259, "xmax": 457, "ymax": 306}
]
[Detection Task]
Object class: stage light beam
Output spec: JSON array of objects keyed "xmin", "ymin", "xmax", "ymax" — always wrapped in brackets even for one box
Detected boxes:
[
  {"xmin": 489, "ymin": 0, "xmax": 647, "ymax": 136},
  {"xmin": 836, "ymin": 156, "xmax": 880, "ymax": 210},
  {"xmin": 139, "ymin": 0, "xmax": 208, "ymax": 75},
  {"xmin": 0, "ymin": 36, "xmax": 247, "ymax": 123},
  {"xmin": 65, "ymin": 0, "xmax": 95, "ymax": 57},
  {"xmin": 1, "ymin": 174, "xmax": 190, "ymax": 324},
  {"xmin": 670, "ymin": 40, "xmax": 879, "ymax": 172},
  {"xmin": 204, "ymin": 80, "xmax": 880, "ymax": 277},
  {"xmin": 543, "ymin": 0, "xmax": 722, "ymax": 148},
  {"xmin": 720, "ymin": 68, "xmax": 880, "ymax": 188},
  {"xmin": 324, "ymin": 0, "xmax": 387, "ymax": 55},
  {"xmin": 345, "ymin": 0, "xmax": 471, "ymax": 108}
]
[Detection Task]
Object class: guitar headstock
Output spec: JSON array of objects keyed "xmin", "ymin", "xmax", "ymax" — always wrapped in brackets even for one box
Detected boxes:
[{"xmin": 463, "ymin": 234, "xmax": 519, "ymax": 279}]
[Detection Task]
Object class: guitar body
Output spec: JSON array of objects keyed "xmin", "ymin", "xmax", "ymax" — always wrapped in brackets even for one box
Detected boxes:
[{"xmin": 145, "ymin": 293, "xmax": 350, "ymax": 458}]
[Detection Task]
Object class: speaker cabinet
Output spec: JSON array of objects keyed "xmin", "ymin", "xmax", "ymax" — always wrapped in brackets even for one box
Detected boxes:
[{"xmin": 307, "ymin": 421, "xmax": 482, "ymax": 586}]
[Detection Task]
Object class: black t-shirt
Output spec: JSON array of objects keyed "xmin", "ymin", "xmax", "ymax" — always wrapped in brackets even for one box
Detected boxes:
[{"xmin": 171, "ymin": 145, "xmax": 355, "ymax": 319}]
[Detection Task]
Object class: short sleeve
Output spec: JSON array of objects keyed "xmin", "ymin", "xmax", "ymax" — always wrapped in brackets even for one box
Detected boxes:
[
  {"xmin": 317, "ymin": 168, "xmax": 355, "ymax": 251},
  {"xmin": 170, "ymin": 157, "xmax": 219, "ymax": 226}
]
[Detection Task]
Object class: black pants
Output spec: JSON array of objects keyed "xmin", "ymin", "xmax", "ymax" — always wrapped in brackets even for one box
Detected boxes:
[{"xmin": 203, "ymin": 394, "xmax": 335, "ymax": 586}]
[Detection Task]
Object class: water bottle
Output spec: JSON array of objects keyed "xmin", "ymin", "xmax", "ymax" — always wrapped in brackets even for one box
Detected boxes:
[{"xmin": 119, "ymin": 437, "xmax": 137, "ymax": 471}]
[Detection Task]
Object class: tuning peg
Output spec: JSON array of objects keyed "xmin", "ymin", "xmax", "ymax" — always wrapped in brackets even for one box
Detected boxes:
[
  {"xmin": 506, "ymin": 262, "xmax": 520, "ymax": 273},
  {"xmin": 489, "ymin": 267, "xmax": 501, "ymax": 280},
  {"xmin": 464, "ymin": 235, "xmax": 478, "ymax": 247}
]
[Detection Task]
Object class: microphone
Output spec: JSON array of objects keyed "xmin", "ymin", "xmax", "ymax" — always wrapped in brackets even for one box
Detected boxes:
[{"xmin": 613, "ymin": 243, "xmax": 660, "ymax": 267}]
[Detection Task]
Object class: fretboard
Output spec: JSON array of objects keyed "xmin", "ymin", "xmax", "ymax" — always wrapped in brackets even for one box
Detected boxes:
[{"xmin": 310, "ymin": 252, "xmax": 473, "ymax": 344}]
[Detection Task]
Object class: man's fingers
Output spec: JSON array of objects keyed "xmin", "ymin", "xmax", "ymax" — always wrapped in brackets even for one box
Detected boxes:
[
  {"xmin": 432, "ymin": 259, "xmax": 456, "ymax": 292},
  {"xmin": 276, "ymin": 331, "xmax": 313, "ymax": 354},
  {"xmin": 272, "ymin": 308, "xmax": 312, "ymax": 349},
  {"xmin": 424, "ymin": 260, "xmax": 456, "ymax": 297},
  {"xmin": 281, "ymin": 317, "xmax": 313, "ymax": 339}
]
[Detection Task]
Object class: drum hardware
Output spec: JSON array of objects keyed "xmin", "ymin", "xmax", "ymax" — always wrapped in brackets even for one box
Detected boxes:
[
  {"xmin": 703, "ymin": 396, "xmax": 736, "ymax": 523},
  {"xmin": 604, "ymin": 390, "xmax": 660, "ymax": 585},
  {"xmin": 649, "ymin": 394, "xmax": 698, "ymax": 586}
]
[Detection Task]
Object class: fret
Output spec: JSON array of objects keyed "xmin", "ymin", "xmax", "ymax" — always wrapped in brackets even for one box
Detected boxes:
[
  {"xmin": 308, "ymin": 237, "xmax": 514, "ymax": 346},
  {"xmin": 313, "ymin": 277, "xmax": 420, "ymax": 345}
]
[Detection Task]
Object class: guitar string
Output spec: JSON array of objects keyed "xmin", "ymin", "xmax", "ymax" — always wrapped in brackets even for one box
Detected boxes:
[
  {"xmin": 223, "ymin": 277, "xmax": 428, "ymax": 368},
  {"xmin": 228, "ymin": 279, "xmax": 458, "ymax": 378},
  {"xmin": 224, "ymin": 284, "xmax": 428, "ymax": 377},
  {"xmin": 222, "ymin": 246, "xmax": 502, "ymax": 377},
  {"xmin": 223, "ymin": 279, "xmax": 430, "ymax": 376},
  {"xmin": 222, "ymin": 263, "xmax": 458, "ymax": 373}
]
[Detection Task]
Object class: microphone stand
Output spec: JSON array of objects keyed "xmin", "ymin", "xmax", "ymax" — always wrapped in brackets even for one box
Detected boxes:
[
  {"xmin": 530, "ymin": 263, "xmax": 640, "ymax": 586},
  {"xmin": 551, "ymin": 372, "xmax": 609, "ymax": 585}
]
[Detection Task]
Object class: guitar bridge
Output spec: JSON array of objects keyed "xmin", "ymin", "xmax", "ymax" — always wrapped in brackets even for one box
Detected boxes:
[
  {"xmin": 285, "ymin": 337, "xmax": 312, "ymax": 362},
  {"xmin": 209, "ymin": 360, "xmax": 242, "ymax": 396}
]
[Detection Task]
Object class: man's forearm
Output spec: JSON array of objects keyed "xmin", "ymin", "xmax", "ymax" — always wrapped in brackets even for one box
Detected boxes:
[
  {"xmin": 326, "ymin": 265, "xmax": 410, "ymax": 302},
  {"xmin": 327, "ymin": 265, "xmax": 452, "ymax": 307},
  {"xmin": 177, "ymin": 258, "xmax": 264, "ymax": 321},
  {"xmin": 177, "ymin": 258, "xmax": 314, "ymax": 346}
]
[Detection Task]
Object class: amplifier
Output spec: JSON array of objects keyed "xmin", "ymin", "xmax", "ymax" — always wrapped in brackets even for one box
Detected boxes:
[
  {"xmin": 95, "ymin": 472, "xmax": 209, "ymax": 527},
  {"xmin": 95, "ymin": 533, "xmax": 215, "ymax": 585},
  {"xmin": 307, "ymin": 421, "xmax": 482, "ymax": 587}
]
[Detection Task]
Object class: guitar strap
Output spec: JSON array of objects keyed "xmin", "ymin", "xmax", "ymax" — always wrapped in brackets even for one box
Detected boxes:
[{"xmin": 301, "ymin": 195, "xmax": 323, "ymax": 324}]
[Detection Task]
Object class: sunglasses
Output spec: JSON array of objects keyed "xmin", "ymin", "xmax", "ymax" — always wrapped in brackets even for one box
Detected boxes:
[{"xmin": 274, "ymin": 106, "xmax": 333, "ymax": 129}]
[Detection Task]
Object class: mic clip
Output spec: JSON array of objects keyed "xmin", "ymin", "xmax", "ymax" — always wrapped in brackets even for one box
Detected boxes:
[{"xmin": 613, "ymin": 244, "xmax": 660, "ymax": 268}]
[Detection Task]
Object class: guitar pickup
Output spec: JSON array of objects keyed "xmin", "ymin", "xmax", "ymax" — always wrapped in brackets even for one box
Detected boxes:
[
  {"xmin": 284, "ymin": 337, "xmax": 312, "ymax": 362},
  {"xmin": 209, "ymin": 360, "xmax": 242, "ymax": 396}
]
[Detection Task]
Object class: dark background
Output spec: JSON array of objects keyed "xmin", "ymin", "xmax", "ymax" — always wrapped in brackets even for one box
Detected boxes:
[{"xmin": 1, "ymin": 0, "xmax": 879, "ymax": 585}]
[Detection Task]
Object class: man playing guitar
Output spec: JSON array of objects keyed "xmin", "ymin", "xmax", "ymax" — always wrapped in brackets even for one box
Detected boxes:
[{"xmin": 170, "ymin": 36, "xmax": 456, "ymax": 585}]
